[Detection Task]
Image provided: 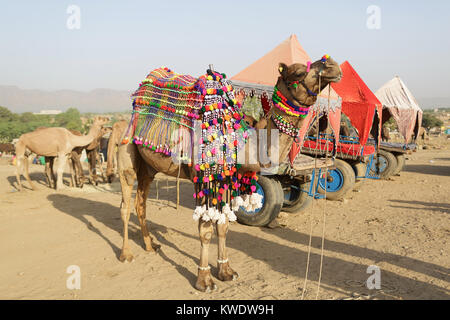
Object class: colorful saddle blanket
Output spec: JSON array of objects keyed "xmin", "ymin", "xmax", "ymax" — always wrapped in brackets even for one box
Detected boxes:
[{"xmin": 123, "ymin": 67, "xmax": 263, "ymax": 223}]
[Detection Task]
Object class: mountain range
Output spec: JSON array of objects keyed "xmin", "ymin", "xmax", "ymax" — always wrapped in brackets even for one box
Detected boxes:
[{"xmin": 0, "ymin": 85, "xmax": 448, "ymax": 113}]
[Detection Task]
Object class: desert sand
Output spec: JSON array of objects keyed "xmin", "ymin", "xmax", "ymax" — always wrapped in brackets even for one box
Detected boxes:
[{"xmin": 0, "ymin": 145, "xmax": 449, "ymax": 300}]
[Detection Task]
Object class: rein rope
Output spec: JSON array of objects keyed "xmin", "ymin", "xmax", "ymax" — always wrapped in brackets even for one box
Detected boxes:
[{"xmin": 300, "ymin": 74, "xmax": 330, "ymax": 300}]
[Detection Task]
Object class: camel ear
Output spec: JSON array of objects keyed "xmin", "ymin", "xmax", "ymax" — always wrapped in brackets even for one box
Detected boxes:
[{"xmin": 278, "ymin": 63, "xmax": 288, "ymax": 78}]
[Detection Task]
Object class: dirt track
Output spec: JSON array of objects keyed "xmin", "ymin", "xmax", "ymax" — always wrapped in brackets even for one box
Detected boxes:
[{"xmin": 0, "ymin": 148, "xmax": 449, "ymax": 300}]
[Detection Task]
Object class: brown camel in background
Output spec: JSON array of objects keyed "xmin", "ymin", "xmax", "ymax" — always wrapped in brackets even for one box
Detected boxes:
[
  {"xmin": 15, "ymin": 117, "xmax": 108, "ymax": 190},
  {"xmin": 106, "ymin": 120, "xmax": 128, "ymax": 183},
  {"xmin": 116, "ymin": 58, "xmax": 342, "ymax": 292},
  {"xmin": 69, "ymin": 126, "xmax": 112, "ymax": 188}
]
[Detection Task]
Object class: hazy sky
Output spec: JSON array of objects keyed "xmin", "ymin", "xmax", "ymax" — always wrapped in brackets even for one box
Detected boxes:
[{"xmin": 0, "ymin": 0, "xmax": 449, "ymax": 98}]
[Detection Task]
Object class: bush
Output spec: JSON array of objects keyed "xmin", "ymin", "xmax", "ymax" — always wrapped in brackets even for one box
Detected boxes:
[{"xmin": 422, "ymin": 113, "xmax": 443, "ymax": 129}]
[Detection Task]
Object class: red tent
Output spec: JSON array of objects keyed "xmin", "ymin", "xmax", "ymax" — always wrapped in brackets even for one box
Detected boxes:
[{"xmin": 331, "ymin": 61, "xmax": 382, "ymax": 146}]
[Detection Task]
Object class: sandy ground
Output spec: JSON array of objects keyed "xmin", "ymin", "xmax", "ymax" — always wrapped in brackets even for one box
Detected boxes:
[{"xmin": 0, "ymin": 144, "xmax": 449, "ymax": 300}]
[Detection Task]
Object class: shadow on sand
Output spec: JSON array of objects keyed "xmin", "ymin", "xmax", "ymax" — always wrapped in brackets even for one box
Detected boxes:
[
  {"xmin": 389, "ymin": 199, "xmax": 450, "ymax": 214},
  {"xmin": 46, "ymin": 193, "xmax": 449, "ymax": 299},
  {"xmin": 403, "ymin": 164, "xmax": 450, "ymax": 177}
]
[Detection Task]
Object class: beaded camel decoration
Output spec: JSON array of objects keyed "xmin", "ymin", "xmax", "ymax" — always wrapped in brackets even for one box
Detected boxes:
[{"xmin": 117, "ymin": 57, "xmax": 342, "ymax": 292}]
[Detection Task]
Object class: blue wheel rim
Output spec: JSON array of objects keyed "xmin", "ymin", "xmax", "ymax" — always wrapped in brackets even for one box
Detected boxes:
[
  {"xmin": 240, "ymin": 181, "xmax": 265, "ymax": 215},
  {"xmin": 370, "ymin": 155, "xmax": 388, "ymax": 173},
  {"xmin": 319, "ymin": 169, "xmax": 344, "ymax": 192}
]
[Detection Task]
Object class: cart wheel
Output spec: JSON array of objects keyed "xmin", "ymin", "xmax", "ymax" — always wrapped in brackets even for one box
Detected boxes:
[
  {"xmin": 352, "ymin": 161, "xmax": 367, "ymax": 191},
  {"xmin": 392, "ymin": 154, "xmax": 405, "ymax": 176},
  {"xmin": 281, "ymin": 179, "xmax": 313, "ymax": 214},
  {"xmin": 318, "ymin": 159, "xmax": 355, "ymax": 201},
  {"xmin": 235, "ymin": 176, "xmax": 283, "ymax": 227},
  {"xmin": 370, "ymin": 150, "xmax": 397, "ymax": 179}
]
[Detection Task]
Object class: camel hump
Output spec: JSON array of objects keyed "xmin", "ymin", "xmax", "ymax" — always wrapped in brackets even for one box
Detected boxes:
[{"xmin": 134, "ymin": 67, "xmax": 200, "ymax": 92}]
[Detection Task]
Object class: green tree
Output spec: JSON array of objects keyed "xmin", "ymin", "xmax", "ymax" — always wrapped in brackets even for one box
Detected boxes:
[
  {"xmin": 55, "ymin": 107, "xmax": 82, "ymax": 131},
  {"xmin": 0, "ymin": 106, "xmax": 14, "ymax": 121},
  {"xmin": 422, "ymin": 113, "xmax": 443, "ymax": 129}
]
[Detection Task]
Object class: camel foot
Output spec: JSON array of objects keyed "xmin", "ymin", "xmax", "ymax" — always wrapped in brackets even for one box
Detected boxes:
[
  {"xmin": 119, "ymin": 250, "xmax": 134, "ymax": 263},
  {"xmin": 195, "ymin": 269, "xmax": 217, "ymax": 292},
  {"xmin": 218, "ymin": 262, "xmax": 239, "ymax": 282},
  {"xmin": 145, "ymin": 242, "xmax": 161, "ymax": 253}
]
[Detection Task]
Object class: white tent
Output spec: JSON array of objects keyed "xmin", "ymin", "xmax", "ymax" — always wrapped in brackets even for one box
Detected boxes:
[{"xmin": 375, "ymin": 76, "xmax": 423, "ymax": 143}]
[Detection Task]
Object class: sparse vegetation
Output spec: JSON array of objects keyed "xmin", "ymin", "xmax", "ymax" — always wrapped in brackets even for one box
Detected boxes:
[
  {"xmin": 422, "ymin": 112, "xmax": 444, "ymax": 129},
  {"xmin": 0, "ymin": 106, "xmax": 84, "ymax": 142}
]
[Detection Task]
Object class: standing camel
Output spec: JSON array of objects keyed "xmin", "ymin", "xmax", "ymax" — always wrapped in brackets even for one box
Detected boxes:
[
  {"xmin": 106, "ymin": 120, "xmax": 128, "ymax": 183},
  {"xmin": 117, "ymin": 58, "xmax": 342, "ymax": 292},
  {"xmin": 15, "ymin": 117, "xmax": 108, "ymax": 190},
  {"xmin": 69, "ymin": 126, "xmax": 112, "ymax": 188}
]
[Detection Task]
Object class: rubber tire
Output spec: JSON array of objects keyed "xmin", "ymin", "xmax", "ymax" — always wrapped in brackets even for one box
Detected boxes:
[
  {"xmin": 318, "ymin": 159, "xmax": 356, "ymax": 201},
  {"xmin": 352, "ymin": 161, "xmax": 367, "ymax": 191},
  {"xmin": 373, "ymin": 150, "xmax": 398, "ymax": 180},
  {"xmin": 281, "ymin": 179, "xmax": 313, "ymax": 214},
  {"xmin": 235, "ymin": 176, "xmax": 283, "ymax": 227},
  {"xmin": 393, "ymin": 154, "xmax": 405, "ymax": 176}
]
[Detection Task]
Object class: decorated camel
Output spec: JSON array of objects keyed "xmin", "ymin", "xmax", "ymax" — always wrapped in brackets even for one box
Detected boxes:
[
  {"xmin": 15, "ymin": 117, "xmax": 108, "ymax": 190},
  {"xmin": 117, "ymin": 57, "xmax": 342, "ymax": 292},
  {"xmin": 106, "ymin": 120, "xmax": 128, "ymax": 183}
]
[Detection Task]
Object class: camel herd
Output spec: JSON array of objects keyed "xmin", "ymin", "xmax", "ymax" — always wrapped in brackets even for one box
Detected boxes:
[{"xmin": 14, "ymin": 118, "xmax": 129, "ymax": 191}]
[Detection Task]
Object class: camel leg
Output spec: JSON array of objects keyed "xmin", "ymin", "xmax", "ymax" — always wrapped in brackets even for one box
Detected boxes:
[
  {"xmin": 216, "ymin": 220, "xmax": 239, "ymax": 281},
  {"xmin": 118, "ymin": 143, "xmax": 139, "ymax": 262},
  {"xmin": 23, "ymin": 156, "xmax": 36, "ymax": 190},
  {"xmin": 44, "ymin": 157, "xmax": 55, "ymax": 188},
  {"xmin": 73, "ymin": 151, "xmax": 84, "ymax": 188},
  {"xmin": 134, "ymin": 164, "xmax": 159, "ymax": 252},
  {"xmin": 87, "ymin": 150, "xmax": 98, "ymax": 186},
  {"xmin": 55, "ymin": 154, "xmax": 67, "ymax": 190},
  {"xmin": 49, "ymin": 157, "xmax": 56, "ymax": 189},
  {"xmin": 69, "ymin": 157, "xmax": 75, "ymax": 188},
  {"xmin": 195, "ymin": 220, "xmax": 217, "ymax": 292},
  {"xmin": 15, "ymin": 156, "xmax": 24, "ymax": 191}
]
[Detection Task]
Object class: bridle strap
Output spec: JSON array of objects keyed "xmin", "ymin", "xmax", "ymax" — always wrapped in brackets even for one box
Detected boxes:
[{"xmin": 289, "ymin": 55, "xmax": 329, "ymax": 97}]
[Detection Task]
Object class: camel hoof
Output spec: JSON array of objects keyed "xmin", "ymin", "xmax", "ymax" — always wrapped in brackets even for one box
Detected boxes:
[
  {"xmin": 145, "ymin": 243, "xmax": 161, "ymax": 253},
  {"xmin": 218, "ymin": 263, "xmax": 239, "ymax": 282},
  {"xmin": 218, "ymin": 271, "xmax": 239, "ymax": 282},
  {"xmin": 195, "ymin": 270, "xmax": 217, "ymax": 292},
  {"xmin": 195, "ymin": 281, "xmax": 217, "ymax": 293},
  {"xmin": 119, "ymin": 252, "xmax": 134, "ymax": 263}
]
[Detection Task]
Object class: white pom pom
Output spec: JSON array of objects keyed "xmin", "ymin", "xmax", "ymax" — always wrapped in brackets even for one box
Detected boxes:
[
  {"xmin": 242, "ymin": 195, "xmax": 250, "ymax": 210},
  {"xmin": 231, "ymin": 196, "xmax": 244, "ymax": 211},
  {"xmin": 193, "ymin": 205, "xmax": 206, "ymax": 221},
  {"xmin": 228, "ymin": 210, "xmax": 237, "ymax": 222},
  {"xmin": 250, "ymin": 193, "xmax": 263, "ymax": 210},
  {"xmin": 217, "ymin": 213, "xmax": 227, "ymax": 225}
]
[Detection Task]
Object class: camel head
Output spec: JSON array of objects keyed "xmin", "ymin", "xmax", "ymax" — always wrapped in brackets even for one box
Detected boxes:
[
  {"xmin": 278, "ymin": 55, "xmax": 342, "ymax": 106},
  {"xmin": 92, "ymin": 116, "xmax": 110, "ymax": 127}
]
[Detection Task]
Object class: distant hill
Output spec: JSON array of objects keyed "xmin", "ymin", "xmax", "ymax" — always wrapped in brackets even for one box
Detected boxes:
[
  {"xmin": 0, "ymin": 85, "xmax": 133, "ymax": 113},
  {"xmin": 0, "ymin": 85, "xmax": 448, "ymax": 113}
]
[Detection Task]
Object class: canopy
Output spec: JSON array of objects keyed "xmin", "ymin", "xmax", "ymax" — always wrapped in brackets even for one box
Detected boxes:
[
  {"xmin": 375, "ymin": 76, "xmax": 423, "ymax": 143},
  {"xmin": 230, "ymin": 34, "xmax": 342, "ymax": 164},
  {"xmin": 231, "ymin": 34, "xmax": 311, "ymax": 86},
  {"xmin": 331, "ymin": 61, "xmax": 382, "ymax": 146}
]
